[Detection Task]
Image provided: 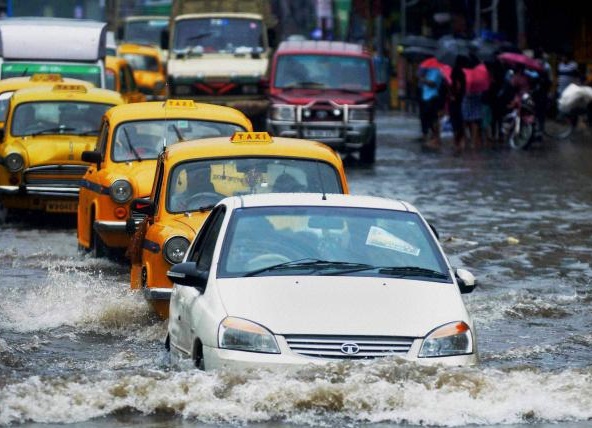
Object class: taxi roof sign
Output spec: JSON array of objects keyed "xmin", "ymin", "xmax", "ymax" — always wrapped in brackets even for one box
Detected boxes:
[
  {"xmin": 231, "ymin": 131, "xmax": 272, "ymax": 144},
  {"xmin": 165, "ymin": 99, "xmax": 196, "ymax": 108},
  {"xmin": 30, "ymin": 73, "xmax": 63, "ymax": 82},
  {"xmin": 52, "ymin": 84, "xmax": 87, "ymax": 93}
]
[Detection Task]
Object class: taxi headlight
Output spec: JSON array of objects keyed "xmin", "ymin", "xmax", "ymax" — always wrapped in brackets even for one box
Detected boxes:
[
  {"xmin": 4, "ymin": 153, "xmax": 25, "ymax": 172},
  {"xmin": 163, "ymin": 236, "xmax": 189, "ymax": 264},
  {"xmin": 270, "ymin": 105, "xmax": 295, "ymax": 121},
  {"xmin": 109, "ymin": 179, "xmax": 133, "ymax": 203},
  {"xmin": 153, "ymin": 80, "xmax": 165, "ymax": 92},
  {"xmin": 218, "ymin": 317, "xmax": 280, "ymax": 354},
  {"xmin": 419, "ymin": 321, "xmax": 473, "ymax": 358},
  {"xmin": 349, "ymin": 108, "xmax": 371, "ymax": 121}
]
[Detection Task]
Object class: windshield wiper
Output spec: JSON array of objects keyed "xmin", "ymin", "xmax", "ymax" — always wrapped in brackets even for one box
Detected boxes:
[
  {"xmin": 30, "ymin": 126, "xmax": 76, "ymax": 136},
  {"xmin": 331, "ymin": 265, "xmax": 448, "ymax": 279},
  {"xmin": 123, "ymin": 127, "xmax": 141, "ymax": 161},
  {"xmin": 77, "ymin": 129, "xmax": 100, "ymax": 136},
  {"xmin": 171, "ymin": 124, "xmax": 185, "ymax": 142},
  {"xmin": 243, "ymin": 258, "xmax": 373, "ymax": 277}
]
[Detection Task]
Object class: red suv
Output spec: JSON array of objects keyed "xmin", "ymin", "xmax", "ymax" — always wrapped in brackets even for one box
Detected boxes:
[{"xmin": 266, "ymin": 40, "xmax": 386, "ymax": 164}]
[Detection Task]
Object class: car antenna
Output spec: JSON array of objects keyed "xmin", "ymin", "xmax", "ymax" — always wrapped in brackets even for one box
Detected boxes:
[
  {"xmin": 162, "ymin": 100, "xmax": 168, "ymax": 152},
  {"xmin": 315, "ymin": 161, "xmax": 327, "ymax": 200}
]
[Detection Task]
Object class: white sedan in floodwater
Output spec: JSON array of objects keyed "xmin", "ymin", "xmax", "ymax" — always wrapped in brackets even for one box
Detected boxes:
[{"xmin": 166, "ymin": 193, "xmax": 478, "ymax": 370}]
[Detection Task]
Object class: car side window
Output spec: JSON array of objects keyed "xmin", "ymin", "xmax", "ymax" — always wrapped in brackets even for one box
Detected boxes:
[{"xmin": 190, "ymin": 206, "xmax": 226, "ymax": 272}]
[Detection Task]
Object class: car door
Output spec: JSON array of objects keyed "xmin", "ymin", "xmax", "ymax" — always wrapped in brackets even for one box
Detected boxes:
[{"xmin": 172, "ymin": 205, "xmax": 227, "ymax": 354}]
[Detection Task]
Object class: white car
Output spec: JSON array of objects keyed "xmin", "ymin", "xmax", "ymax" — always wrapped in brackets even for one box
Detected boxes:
[{"xmin": 166, "ymin": 193, "xmax": 478, "ymax": 370}]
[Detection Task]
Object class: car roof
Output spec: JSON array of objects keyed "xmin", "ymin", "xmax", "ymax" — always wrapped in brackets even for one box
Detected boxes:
[
  {"xmin": 163, "ymin": 134, "xmax": 342, "ymax": 166},
  {"xmin": 223, "ymin": 193, "xmax": 417, "ymax": 213},
  {"xmin": 0, "ymin": 76, "xmax": 95, "ymax": 93},
  {"xmin": 118, "ymin": 43, "xmax": 162, "ymax": 56},
  {"xmin": 104, "ymin": 101, "xmax": 252, "ymax": 127},
  {"xmin": 276, "ymin": 40, "xmax": 369, "ymax": 57},
  {"xmin": 11, "ymin": 84, "xmax": 124, "ymax": 104}
]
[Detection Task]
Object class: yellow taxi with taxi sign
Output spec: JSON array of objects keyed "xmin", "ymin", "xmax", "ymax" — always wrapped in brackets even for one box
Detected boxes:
[
  {"xmin": 105, "ymin": 55, "xmax": 147, "ymax": 104},
  {"xmin": 118, "ymin": 43, "xmax": 167, "ymax": 100},
  {"xmin": 0, "ymin": 83, "xmax": 123, "ymax": 218},
  {"xmin": 127, "ymin": 131, "xmax": 349, "ymax": 318},
  {"xmin": 0, "ymin": 74, "xmax": 95, "ymax": 131},
  {"xmin": 77, "ymin": 99, "xmax": 252, "ymax": 257}
]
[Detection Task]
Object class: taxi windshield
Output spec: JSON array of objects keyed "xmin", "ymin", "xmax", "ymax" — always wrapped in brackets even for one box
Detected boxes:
[
  {"xmin": 167, "ymin": 158, "xmax": 343, "ymax": 213},
  {"xmin": 219, "ymin": 206, "xmax": 449, "ymax": 280},
  {"xmin": 11, "ymin": 101, "xmax": 114, "ymax": 137},
  {"xmin": 121, "ymin": 53, "xmax": 160, "ymax": 72},
  {"xmin": 274, "ymin": 54, "xmax": 372, "ymax": 91},
  {"xmin": 112, "ymin": 120, "xmax": 245, "ymax": 162},
  {"xmin": 173, "ymin": 18, "xmax": 264, "ymax": 54}
]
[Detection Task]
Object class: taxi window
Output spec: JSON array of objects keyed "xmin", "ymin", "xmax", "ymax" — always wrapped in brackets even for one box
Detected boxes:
[
  {"xmin": 0, "ymin": 91, "xmax": 14, "ymax": 122},
  {"xmin": 111, "ymin": 119, "xmax": 246, "ymax": 162},
  {"xmin": 219, "ymin": 206, "xmax": 449, "ymax": 279},
  {"xmin": 11, "ymin": 102, "xmax": 115, "ymax": 136},
  {"xmin": 166, "ymin": 157, "xmax": 343, "ymax": 213},
  {"xmin": 119, "ymin": 68, "xmax": 128, "ymax": 93}
]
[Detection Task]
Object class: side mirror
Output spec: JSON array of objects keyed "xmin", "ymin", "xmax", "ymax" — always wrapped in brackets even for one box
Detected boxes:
[
  {"xmin": 455, "ymin": 268, "xmax": 476, "ymax": 294},
  {"xmin": 0, "ymin": 127, "xmax": 4, "ymax": 142},
  {"xmin": 116, "ymin": 26, "xmax": 124, "ymax": 42},
  {"xmin": 375, "ymin": 82, "xmax": 388, "ymax": 93},
  {"xmin": 160, "ymin": 29, "xmax": 170, "ymax": 50},
  {"xmin": 82, "ymin": 150, "xmax": 101, "ymax": 164},
  {"xmin": 130, "ymin": 197, "xmax": 155, "ymax": 217},
  {"xmin": 167, "ymin": 262, "xmax": 208, "ymax": 292}
]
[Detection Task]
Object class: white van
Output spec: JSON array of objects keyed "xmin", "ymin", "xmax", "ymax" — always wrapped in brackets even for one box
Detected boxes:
[{"xmin": 0, "ymin": 18, "xmax": 108, "ymax": 88}]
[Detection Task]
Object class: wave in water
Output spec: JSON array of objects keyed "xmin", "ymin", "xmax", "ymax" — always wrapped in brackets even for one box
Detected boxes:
[{"xmin": 1, "ymin": 360, "xmax": 591, "ymax": 426}]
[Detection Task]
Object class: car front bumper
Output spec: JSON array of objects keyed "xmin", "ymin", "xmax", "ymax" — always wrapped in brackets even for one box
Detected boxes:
[{"xmin": 202, "ymin": 337, "xmax": 478, "ymax": 371}]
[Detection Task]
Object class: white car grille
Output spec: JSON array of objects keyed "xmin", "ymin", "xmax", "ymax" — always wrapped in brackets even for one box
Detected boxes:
[{"xmin": 284, "ymin": 335, "xmax": 414, "ymax": 359}]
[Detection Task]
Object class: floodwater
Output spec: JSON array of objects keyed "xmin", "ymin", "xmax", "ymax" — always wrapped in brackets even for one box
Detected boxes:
[{"xmin": 1, "ymin": 111, "xmax": 591, "ymax": 428}]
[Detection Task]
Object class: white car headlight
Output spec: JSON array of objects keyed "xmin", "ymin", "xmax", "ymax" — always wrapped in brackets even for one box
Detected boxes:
[
  {"xmin": 218, "ymin": 317, "xmax": 280, "ymax": 354},
  {"xmin": 109, "ymin": 179, "xmax": 133, "ymax": 203},
  {"xmin": 270, "ymin": 105, "xmax": 295, "ymax": 121},
  {"xmin": 163, "ymin": 236, "xmax": 190, "ymax": 264},
  {"xmin": 419, "ymin": 321, "xmax": 473, "ymax": 358},
  {"xmin": 349, "ymin": 108, "xmax": 371, "ymax": 121},
  {"xmin": 4, "ymin": 153, "xmax": 25, "ymax": 172}
]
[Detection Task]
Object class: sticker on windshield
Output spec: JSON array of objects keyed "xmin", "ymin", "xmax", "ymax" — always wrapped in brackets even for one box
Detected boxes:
[{"xmin": 366, "ymin": 226, "xmax": 420, "ymax": 256}]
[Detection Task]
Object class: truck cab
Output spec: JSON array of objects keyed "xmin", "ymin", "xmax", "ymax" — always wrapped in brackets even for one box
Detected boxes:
[
  {"xmin": 267, "ymin": 40, "xmax": 386, "ymax": 165},
  {"xmin": 163, "ymin": 0, "xmax": 277, "ymax": 123},
  {"xmin": 0, "ymin": 18, "xmax": 108, "ymax": 89}
]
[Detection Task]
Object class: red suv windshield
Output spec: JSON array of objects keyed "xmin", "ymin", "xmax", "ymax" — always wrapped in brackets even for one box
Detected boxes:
[{"xmin": 274, "ymin": 54, "xmax": 372, "ymax": 91}]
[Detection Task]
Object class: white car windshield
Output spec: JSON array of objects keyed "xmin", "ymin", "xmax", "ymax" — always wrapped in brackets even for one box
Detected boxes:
[
  {"xmin": 218, "ymin": 206, "xmax": 450, "ymax": 280},
  {"xmin": 173, "ymin": 18, "xmax": 264, "ymax": 53},
  {"xmin": 167, "ymin": 158, "xmax": 343, "ymax": 213}
]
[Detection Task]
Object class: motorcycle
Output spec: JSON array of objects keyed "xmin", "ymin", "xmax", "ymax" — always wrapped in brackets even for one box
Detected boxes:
[{"xmin": 502, "ymin": 92, "xmax": 538, "ymax": 150}]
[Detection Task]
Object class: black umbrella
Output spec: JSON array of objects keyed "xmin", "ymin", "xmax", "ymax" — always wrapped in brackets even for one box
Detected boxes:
[
  {"xmin": 400, "ymin": 35, "xmax": 438, "ymax": 49},
  {"xmin": 400, "ymin": 45, "xmax": 437, "ymax": 62},
  {"xmin": 436, "ymin": 36, "xmax": 479, "ymax": 67}
]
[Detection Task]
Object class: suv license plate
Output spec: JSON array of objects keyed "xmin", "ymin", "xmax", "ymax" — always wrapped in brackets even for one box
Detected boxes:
[
  {"xmin": 304, "ymin": 129, "xmax": 339, "ymax": 138},
  {"xmin": 46, "ymin": 201, "xmax": 78, "ymax": 213}
]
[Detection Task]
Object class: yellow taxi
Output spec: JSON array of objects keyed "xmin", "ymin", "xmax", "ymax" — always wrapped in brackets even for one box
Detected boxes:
[
  {"xmin": 0, "ymin": 74, "xmax": 95, "ymax": 130},
  {"xmin": 127, "ymin": 131, "xmax": 349, "ymax": 318},
  {"xmin": 0, "ymin": 84, "xmax": 123, "ymax": 217},
  {"xmin": 105, "ymin": 55, "xmax": 147, "ymax": 104},
  {"xmin": 77, "ymin": 99, "xmax": 252, "ymax": 257},
  {"xmin": 118, "ymin": 43, "xmax": 167, "ymax": 100}
]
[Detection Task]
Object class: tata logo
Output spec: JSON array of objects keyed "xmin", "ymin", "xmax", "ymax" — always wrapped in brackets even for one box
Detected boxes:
[{"xmin": 340, "ymin": 342, "xmax": 360, "ymax": 355}]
